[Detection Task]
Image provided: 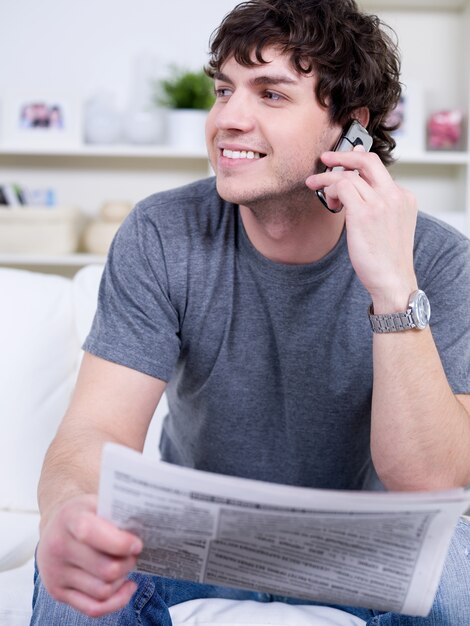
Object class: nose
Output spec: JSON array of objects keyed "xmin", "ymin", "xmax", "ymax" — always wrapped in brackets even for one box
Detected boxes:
[{"xmin": 214, "ymin": 91, "xmax": 255, "ymax": 133}]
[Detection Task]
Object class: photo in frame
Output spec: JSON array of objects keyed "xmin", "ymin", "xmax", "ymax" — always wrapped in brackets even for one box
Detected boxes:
[
  {"xmin": 387, "ymin": 82, "xmax": 425, "ymax": 157},
  {"xmin": 0, "ymin": 95, "xmax": 82, "ymax": 150}
]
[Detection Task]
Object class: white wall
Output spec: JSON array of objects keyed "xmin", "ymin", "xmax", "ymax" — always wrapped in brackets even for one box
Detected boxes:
[
  {"xmin": 0, "ymin": 2, "xmax": 468, "ymax": 225},
  {"xmin": 1, "ymin": 2, "xmax": 466, "ymax": 113},
  {"xmin": 0, "ymin": 0, "xmax": 240, "ymax": 108}
]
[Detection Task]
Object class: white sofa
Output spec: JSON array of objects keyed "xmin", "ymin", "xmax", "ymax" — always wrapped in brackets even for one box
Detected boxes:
[{"xmin": 0, "ymin": 265, "xmax": 367, "ymax": 625}]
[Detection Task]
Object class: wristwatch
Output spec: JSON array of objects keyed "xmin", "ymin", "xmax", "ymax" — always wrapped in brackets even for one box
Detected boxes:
[{"xmin": 368, "ymin": 289, "xmax": 431, "ymax": 333}]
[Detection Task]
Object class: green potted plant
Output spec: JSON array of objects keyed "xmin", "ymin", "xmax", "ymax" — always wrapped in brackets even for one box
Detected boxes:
[
  {"xmin": 158, "ymin": 67, "xmax": 214, "ymax": 110},
  {"xmin": 155, "ymin": 67, "xmax": 215, "ymax": 150}
]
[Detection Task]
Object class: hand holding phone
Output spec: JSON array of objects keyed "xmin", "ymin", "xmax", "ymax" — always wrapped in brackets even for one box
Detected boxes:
[{"xmin": 316, "ymin": 120, "xmax": 373, "ymax": 213}]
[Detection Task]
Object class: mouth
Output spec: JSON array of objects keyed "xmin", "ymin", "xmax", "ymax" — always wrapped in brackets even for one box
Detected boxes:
[{"xmin": 220, "ymin": 148, "xmax": 266, "ymax": 160}]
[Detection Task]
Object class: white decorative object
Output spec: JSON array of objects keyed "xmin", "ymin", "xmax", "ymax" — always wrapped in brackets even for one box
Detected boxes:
[
  {"xmin": 122, "ymin": 109, "xmax": 163, "ymax": 144},
  {"xmin": 83, "ymin": 220, "xmax": 121, "ymax": 255},
  {"xmin": 0, "ymin": 207, "xmax": 81, "ymax": 254},
  {"xmin": 83, "ymin": 200, "xmax": 132, "ymax": 254},
  {"xmin": 83, "ymin": 92, "xmax": 122, "ymax": 145},
  {"xmin": 167, "ymin": 109, "xmax": 207, "ymax": 150}
]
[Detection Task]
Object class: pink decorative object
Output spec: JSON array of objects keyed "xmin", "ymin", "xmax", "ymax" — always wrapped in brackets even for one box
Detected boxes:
[{"xmin": 427, "ymin": 109, "xmax": 465, "ymax": 150}]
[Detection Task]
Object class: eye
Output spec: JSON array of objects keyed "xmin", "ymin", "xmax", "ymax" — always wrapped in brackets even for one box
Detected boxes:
[
  {"xmin": 263, "ymin": 91, "xmax": 284, "ymax": 102},
  {"xmin": 214, "ymin": 87, "xmax": 232, "ymax": 100}
]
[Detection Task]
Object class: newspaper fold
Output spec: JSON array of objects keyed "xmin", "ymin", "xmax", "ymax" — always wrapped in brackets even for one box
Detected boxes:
[{"xmin": 98, "ymin": 443, "xmax": 470, "ymax": 617}]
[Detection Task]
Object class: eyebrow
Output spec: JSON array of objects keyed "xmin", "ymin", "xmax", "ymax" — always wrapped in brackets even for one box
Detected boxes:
[{"xmin": 214, "ymin": 71, "xmax": 299, "ymax": 87}]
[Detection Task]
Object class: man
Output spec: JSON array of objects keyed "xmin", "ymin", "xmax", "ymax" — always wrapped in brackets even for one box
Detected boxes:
[{"xmin": 31, "ymin": 0, "xmax": 470, "ymax": 624}]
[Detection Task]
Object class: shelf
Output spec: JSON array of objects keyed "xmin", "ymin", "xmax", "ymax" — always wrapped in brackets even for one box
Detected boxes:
[
  {"xmin": 0, "ymin": 144, "xmax": 467, "ymax": 166},
  {"xmin": 0, "ymin": 144, "xmax": 208, "ymax": 160},
  {"xmin": 360, "ymin": 0, "xmax": 469, "ymax": 10},
  {"xmin": 394, "ymin": 151, "xmax": 469, "ymax": 165},
  {"xmin": 0, "ymin": 253, "xmax": 106, "ymax": 266}
]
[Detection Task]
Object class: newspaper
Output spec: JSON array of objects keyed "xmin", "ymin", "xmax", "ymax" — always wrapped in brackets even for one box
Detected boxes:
[{"xmin": 98, "ymin": 443, "xmax": 470, "ymax": 617}]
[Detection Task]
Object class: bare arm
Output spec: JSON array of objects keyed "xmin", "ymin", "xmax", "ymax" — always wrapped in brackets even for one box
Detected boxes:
[
  {"xmin": 37, "ymin": 352, "xmax": 166, "ymax": 617},
  {"xmin": 371, "ymin": 323, "xmax": 470, "ymax": 490},
  {"xmin": 306, "ymin": 147, "xmax": 470, "ymax": 491}
]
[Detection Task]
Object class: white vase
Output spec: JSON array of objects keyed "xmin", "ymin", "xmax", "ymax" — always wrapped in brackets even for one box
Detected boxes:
[
  {"xmin": 166, "ymin": 109, "xmax": 207, "ymax": 150},
  {"xmin": 84, "ymin": 93, "xmax": 122, "ymax": 145},
  {"xmin": 123, "ymin": 109, "xmax": 164, "ymax": 145}
]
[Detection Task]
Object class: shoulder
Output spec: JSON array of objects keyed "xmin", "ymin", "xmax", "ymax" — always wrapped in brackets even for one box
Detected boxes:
[
  {"xmin": 414, "ymin": 212, "xmax": 470, "ymax": 286},
  {"xmin": 135, "ymin": 177, "xmax": 222, "ymax": 223},
  {"xmin": 116, "ymin": 177, "xmax": 230, "ymax": 246},
  {"xmin": 415, "ymin": 212, "xmax": 469, "ymax": 246}
]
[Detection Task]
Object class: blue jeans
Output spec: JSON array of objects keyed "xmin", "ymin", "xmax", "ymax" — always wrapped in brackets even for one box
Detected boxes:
[{"xmin": 30, "ymin": 517, "xmax": 470, "ymax": 625}]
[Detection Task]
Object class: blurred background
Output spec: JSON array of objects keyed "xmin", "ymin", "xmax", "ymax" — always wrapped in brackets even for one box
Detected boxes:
[{"xmin": 0, "ymin": 0, "xmax": 469, "ymax": 274}]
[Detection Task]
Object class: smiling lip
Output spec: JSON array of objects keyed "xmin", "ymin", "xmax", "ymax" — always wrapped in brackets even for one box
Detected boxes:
[{"xmin": 219, "ymin": 147, "xmax": 266, "ymax": 161}]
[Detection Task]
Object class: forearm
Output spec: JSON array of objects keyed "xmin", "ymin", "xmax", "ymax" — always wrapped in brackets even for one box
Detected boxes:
[
  {"xmin": 36, "ymin": 424, "xmax": 143, "ymax": 618},
  {"xmin": 38, "ymin": 424, "xmax": 123, "ymax": 532},
  {"xmin": 38, "ymin": 354, "xmax": 166, "ymax": 533},
  {"xmin": 371, "ymin": 328, "xmax": 470, "ymax": 491}
]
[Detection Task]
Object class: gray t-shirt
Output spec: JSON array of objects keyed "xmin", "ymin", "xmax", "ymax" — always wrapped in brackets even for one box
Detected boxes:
[{"xmin": 84, "ymin": 177, "xmax": 470, "ymax": 490}]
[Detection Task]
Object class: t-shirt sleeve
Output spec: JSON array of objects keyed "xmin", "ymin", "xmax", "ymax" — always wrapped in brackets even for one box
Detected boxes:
[
  {"xmin": 83, "ymin": 203, "xmax": 181, "ymax": 381},
  {"xmin": 417, "ymin": 221, "xmax": 470, "ymax": 395}
]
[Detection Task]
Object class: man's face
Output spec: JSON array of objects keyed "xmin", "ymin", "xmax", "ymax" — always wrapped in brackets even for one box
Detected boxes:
[{"xmin": 205, "ymin": 47, "xmax": 342, "ymax": 209}]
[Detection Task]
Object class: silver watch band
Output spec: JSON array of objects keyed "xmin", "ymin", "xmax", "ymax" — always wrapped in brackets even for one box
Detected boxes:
[{"xmin": 368, "ymin": 305, "xmax": 415, "ymax": 333}]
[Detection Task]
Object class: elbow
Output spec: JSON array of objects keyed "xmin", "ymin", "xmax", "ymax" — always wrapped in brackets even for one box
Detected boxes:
[
  {"xmin": 373, "ymin": 454, "xmax": 468, "ymax": 492},
  {"xmin": 376, "ymin": 465, "xmax": 468, "ymax": 492}
]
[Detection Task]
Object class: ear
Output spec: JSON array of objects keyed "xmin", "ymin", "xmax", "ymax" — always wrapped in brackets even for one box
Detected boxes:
[{"xmin": 353, "ymin": 107, "xmax": 370, "ymax": 128}]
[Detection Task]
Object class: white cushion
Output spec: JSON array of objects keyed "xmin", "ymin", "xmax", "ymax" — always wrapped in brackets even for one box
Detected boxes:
[
  {"xmin": 170, "ymin": 598, "xmax": 366, "ymax": 626},
  {"xmin": 0, "ymin": 556, "xmax": 34, "ymax": 626},
  {"xmin": 0, "ymin": 568, "xmax": 367, "ymax": 626},
  {"xmin": 72, "ymin": 264, "xmax": 104, "ymax": 346},
  {"xmin": 0, "ymin": 269, "xmax": 79, "ymax": 512},
  {"xmin": 0, "ymin": 511, "xmax": 38, "ymax": 626},
  {"xmin": 0, "ymin": 511, "xmax": 39, "ymax": 572}
]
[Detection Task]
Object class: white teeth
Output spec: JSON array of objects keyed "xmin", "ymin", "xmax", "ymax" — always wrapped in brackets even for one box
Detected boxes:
[{"xmin": 223, "ymin": 148, "xmax": 262, "ymax": 160}]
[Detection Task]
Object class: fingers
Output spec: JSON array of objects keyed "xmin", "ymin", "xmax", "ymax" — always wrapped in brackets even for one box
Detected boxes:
[
  {"xmin": 307, "ymin": 146, "xmax": 403, "ymax": 215},
  {"xmin": 308, "ymin": 167, "xmax": 375, "ymax": 212},
  {"xmin": 320, "ymin": 148, "xmax": 393, "ymax": 188},
  {"xmin": 37, "ymin": 494, "xmax": 144, "ymax": 617},
  {"xmin": 306, "ymin": 143, "xmax": 418, "ymax": 299},
  {"xmin": 68, "ymin": 510, "xmax": 143, "ymax": 557},
  {"xmin": 56, "ymin": 536, "xmax": 139, "ymax": 583},
  {"xmin": 64, "ymin": 566, "xmax": 129, "ymax": 601},
  {"xmin": 306, "ymin": 146, "xmax": 395, "ymax": 202},
  {"xmin": 55, "ymin": 578, "xmax": 138, "ymax": 619}
]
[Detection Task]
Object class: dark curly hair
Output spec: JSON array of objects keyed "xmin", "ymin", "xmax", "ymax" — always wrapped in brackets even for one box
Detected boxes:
[{"xmin": 206, "ymin": 0, "xmax": 401, "ymax": 165}]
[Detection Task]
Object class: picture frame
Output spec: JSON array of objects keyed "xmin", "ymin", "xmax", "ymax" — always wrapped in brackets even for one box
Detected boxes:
[
  {"xmin": 388, "ymin": 82, "xmax": 425, "ymax": 157},
  {"xmin": 0, "ymin": 94, "xmax": 82, "ymax": 150}
]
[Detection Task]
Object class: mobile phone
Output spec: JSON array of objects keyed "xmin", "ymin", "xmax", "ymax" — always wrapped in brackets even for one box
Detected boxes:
[{"xmin": 315, "ymin": 120, "xmax": 373, "ymax": 213}]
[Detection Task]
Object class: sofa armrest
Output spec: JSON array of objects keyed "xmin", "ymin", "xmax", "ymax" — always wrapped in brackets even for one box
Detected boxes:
[{"xmin": 0, "ymin": 512, "xmax": 40, "ymax": 573}]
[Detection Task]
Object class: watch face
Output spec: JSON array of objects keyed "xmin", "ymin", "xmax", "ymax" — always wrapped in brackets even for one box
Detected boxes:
[{"xmin": 412, "ymin": 290, "xmax": 431, "ymax": 329}]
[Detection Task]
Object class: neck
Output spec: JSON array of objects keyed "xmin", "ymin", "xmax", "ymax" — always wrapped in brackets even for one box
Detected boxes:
[{"xmin": 239, "ymin": 200, "xmax": 345, "ymax": 265}]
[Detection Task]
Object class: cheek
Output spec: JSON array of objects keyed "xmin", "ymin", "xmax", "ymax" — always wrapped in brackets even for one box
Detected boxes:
[
  {"xmin": 205, "ymin": 112, "xmax": 218, "ymax": 163},
  {"xmin": 205, "ymin": 108, "xmax": 218, "ymax": 141}
]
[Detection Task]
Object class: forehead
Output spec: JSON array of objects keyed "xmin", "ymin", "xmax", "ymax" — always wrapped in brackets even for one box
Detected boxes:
[{"xmin": 219, "ymin": 46, "xmax": 314, "ymax": 82}]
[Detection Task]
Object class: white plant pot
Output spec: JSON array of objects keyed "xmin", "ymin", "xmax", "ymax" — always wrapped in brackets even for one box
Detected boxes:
[{"xmin": 166, "ymin": 109, "xmax": 208, "ymax": 150}]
